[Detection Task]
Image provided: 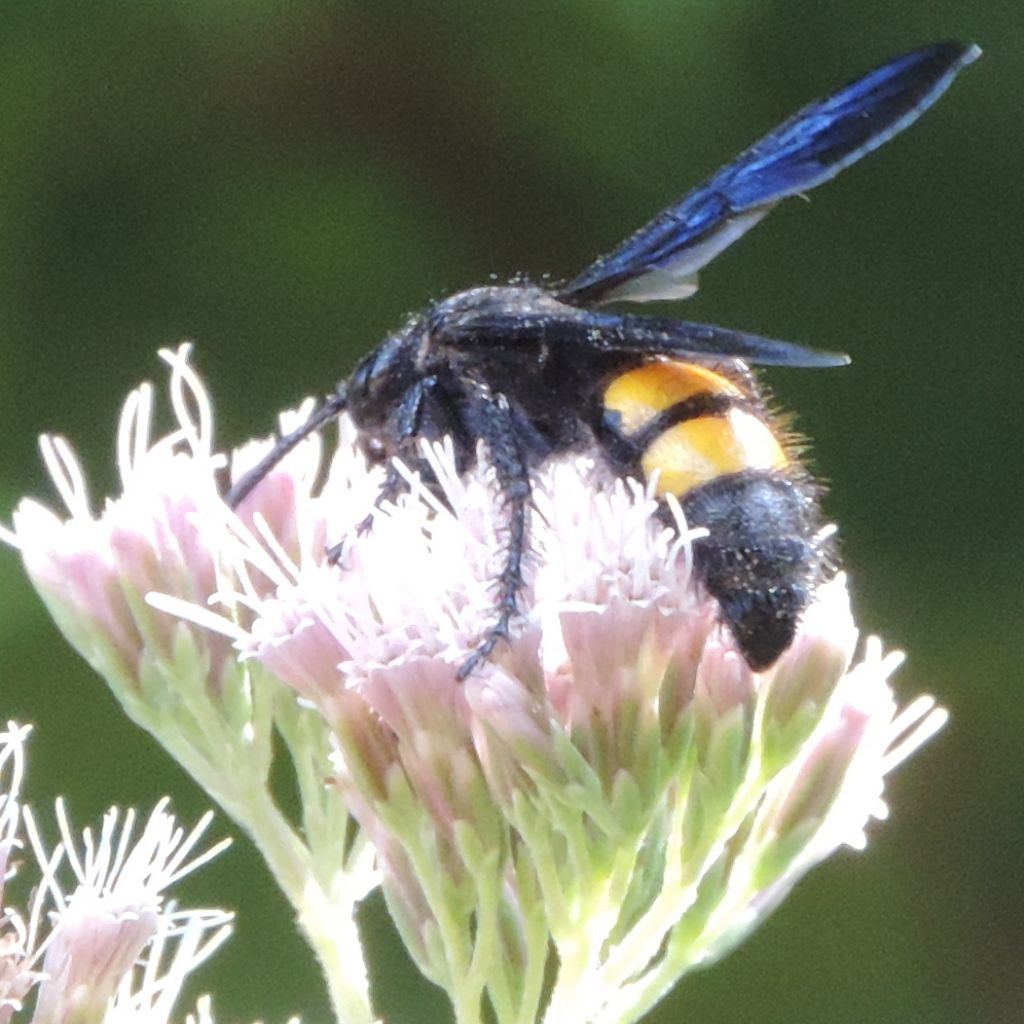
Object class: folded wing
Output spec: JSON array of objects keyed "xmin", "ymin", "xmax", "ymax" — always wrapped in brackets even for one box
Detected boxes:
[{"xmin": 442, "ymin": 306, "xmax": 850, "ymax": 367}]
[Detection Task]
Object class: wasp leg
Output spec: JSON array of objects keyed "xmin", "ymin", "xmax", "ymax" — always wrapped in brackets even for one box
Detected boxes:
[
  {"xmin": 227, "ymin": 387, "xmax": 349, "ymax": 508},
  {"xmin": 457, "ymin": 391, "xmax": 532, "ymax": 681},
  {"xmin": 326, "ymin": 376, "xmax": 439, "ymax": 564}
]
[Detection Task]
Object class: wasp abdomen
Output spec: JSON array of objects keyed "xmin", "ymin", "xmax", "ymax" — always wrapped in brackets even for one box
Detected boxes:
[
  {"xmin": 681, "ymin": 471, "xmax": 826, "ymax": 669},
  {"xmin": 600, "ymin": 360, "xmax": 825, "ymax": 669}
]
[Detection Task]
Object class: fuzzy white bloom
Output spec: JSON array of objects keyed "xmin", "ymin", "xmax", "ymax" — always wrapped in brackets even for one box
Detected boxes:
[
  {"xmin": 5, "ymin": 348, "xmax": 947, "ymax": 1024},
  {"xmin": 25, "ymin": 800, "xmax": 232, "ymax": 1024},
  {"xmin": 2, "ymin": 348, "xmax": 375, "ymax": 1024},
  {"xmin": 1, "ymin": 724, "xmax": 40, "ymax": 1024},
  {"xmin": 0, "ymin": 726, "xmax": 231, "ymax": 1024}
]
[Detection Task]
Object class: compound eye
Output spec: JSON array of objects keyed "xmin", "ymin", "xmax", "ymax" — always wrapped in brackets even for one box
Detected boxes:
[{"xmin": 350, "ymin": 354, "xmax": 376, "ymax": 396}]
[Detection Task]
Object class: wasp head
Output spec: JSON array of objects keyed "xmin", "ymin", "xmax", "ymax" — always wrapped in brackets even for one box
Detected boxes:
[{"xmin": 346, "ymin": 325, "xmax": 425, "ymax": 428}]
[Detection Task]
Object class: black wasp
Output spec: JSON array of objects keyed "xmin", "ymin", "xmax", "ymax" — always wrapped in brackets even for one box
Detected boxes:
[{"xmin": 228, "ymin": 41, "xmax": 979, "ymax": 678}]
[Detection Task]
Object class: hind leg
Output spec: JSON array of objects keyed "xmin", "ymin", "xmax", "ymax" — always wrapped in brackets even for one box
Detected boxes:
[{"xmin": 456, "ymin": 390, "xmax": 533, "ymax": 680}]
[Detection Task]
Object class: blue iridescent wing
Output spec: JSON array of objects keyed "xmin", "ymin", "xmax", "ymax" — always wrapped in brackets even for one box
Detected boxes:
[{"xmin": 559, "ymin": 41, "xmax": 980, "ymax": 306}]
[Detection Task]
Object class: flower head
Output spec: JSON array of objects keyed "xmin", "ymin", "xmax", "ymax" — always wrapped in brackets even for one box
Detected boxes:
[
  {"xmin": 1, "ymin": 724, "xmax": 38, "ymax": 1024},
  {"xmin": 6, "ymin": 349, "xmax": 947, "ymax": 1024},
  {"xmin": 2, "ymin": 348, "xmax": 376, "ymax": 1024},
  {"xmin": 0, "ymin": 726, "xmax": 231, "ymax": 1024}
]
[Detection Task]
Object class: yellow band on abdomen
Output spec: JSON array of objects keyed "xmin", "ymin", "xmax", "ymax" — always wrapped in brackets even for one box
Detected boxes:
[
  {"xmin": 642, "ymin": 409, "xmax": 788, "ymax": 497},
  {"xmin": 603, "ymin": 362, "xmax": 742, "ymax": 435}
]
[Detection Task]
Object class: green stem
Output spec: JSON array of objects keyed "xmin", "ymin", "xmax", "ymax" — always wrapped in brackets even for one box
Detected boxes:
[
  {"xmin": 219, "ymin": 774, "xmax": 379, "ymax": 1024},
  {"xmin": 126, "ymin": 699, "xmax": 378, "ymax": 1024}
]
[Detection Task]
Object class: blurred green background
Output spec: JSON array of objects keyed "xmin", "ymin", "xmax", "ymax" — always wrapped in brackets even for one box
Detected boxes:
[{"xmin": 0, "ymin": 2, "xmax": 1019, "ymax": 1023}]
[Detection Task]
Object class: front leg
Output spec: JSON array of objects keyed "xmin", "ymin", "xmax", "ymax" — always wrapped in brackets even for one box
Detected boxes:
[
  {"xmin": 457, "ymin": 388, "xmax": 533, "ymax": 680},
  {"xmin": 327, "ymin": 375, "xmax": 439, "ymax": 563}
]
